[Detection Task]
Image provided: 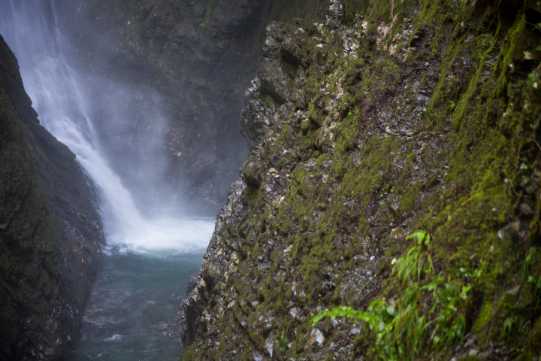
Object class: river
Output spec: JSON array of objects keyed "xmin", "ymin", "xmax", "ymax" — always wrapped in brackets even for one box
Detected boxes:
[{"xmin": 70, "ymin": 250, "xmax": 205, "ymax": 360}]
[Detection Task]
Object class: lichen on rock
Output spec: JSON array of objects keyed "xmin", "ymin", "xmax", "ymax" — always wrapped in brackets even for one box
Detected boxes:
[{"xmin": 178, "ymin": 0, "xmax": 541, "ymax": 359}]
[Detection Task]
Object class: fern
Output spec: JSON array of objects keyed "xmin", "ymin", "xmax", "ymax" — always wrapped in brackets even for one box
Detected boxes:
[{"xmin": 311, "ymin": 231, "xmax": 481, "ymax": 360}]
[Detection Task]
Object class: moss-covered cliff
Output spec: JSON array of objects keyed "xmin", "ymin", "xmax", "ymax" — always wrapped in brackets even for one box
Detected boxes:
[
  {"xmin": 179, "ymin": 0, "xmax": 541, "ymax": 359},
  {"xmin": 0, "ymin": 36, "xmax": 104, "ymax": 360}
]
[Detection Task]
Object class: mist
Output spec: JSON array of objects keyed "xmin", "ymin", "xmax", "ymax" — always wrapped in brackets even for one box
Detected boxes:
[
  {"xmin": 51, "ymin": 0, "xmax": 251, "ymax": 208},
  {"xmin": 0, "ymin": 0, "xmax": 215, "ymax": 253}
]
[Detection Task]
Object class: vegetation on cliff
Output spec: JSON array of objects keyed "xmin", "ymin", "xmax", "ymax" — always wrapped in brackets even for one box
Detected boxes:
[{"xmin": 179, "ymin": 0, "xmax": 541, "ymax": 359}]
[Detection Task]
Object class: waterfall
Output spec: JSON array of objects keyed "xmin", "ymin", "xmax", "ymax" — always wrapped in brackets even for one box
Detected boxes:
[{"xmin": 0, "ymin": 0, "xmax": 214, "ymax": 253}]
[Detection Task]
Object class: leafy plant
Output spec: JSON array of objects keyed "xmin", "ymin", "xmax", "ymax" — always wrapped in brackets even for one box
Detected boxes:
[
  {"xmin": 279, "ymin": 332, "xmax": 288, "ymax": 352},
  {"xmin": 503, "ymin": 316, "xmax": 518, "ymax": 333},
  {"xmin": 393, "ymin": 230, "xmax": 433, "ymax": 284},
  {"xmin": 521, "ymin": 247, "xmax": 541, "ymax": 313},
  {"xmin": 311, "ymin": 231, "xmax": 482, "ymax": 360}
]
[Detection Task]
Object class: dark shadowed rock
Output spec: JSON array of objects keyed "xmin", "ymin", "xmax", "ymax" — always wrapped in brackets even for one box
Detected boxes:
[{"xmin": 0, "ymin": 35, "xmax": 104, "ymax": 361}]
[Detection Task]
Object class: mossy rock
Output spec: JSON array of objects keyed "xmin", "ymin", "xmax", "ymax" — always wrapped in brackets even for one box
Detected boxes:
[
  {"xmin": 458, "ymin": 356, "xmax": 481, "ymax": 361},
  {"xmin": 471, "ymin": 301, "xmax": 492, "ymax": 336},
  {"xmin": 180, "ymin": 0, "xmax": 541, "ymax": 360}
]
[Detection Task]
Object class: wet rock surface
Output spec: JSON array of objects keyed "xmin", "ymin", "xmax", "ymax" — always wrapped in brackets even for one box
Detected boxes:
[
  {"xmin": 0, "ymin": 36, "xmax": 104, "ymax": 360},
  {"xmin": 178, "ymin": 0, "xmax": 541, "ymax": 360}
]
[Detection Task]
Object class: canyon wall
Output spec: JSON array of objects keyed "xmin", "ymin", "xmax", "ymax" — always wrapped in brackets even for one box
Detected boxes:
[
  {"xmin": 179, "ymin": 0, "xmax": 541, "ymax": 359},
  {"xmin": 0, "ymin": 36, "xmax": 104, "ymax": 361},
  {"xmin": 52, "ymin": 0, "xmax": 334, "ymax": 207}
]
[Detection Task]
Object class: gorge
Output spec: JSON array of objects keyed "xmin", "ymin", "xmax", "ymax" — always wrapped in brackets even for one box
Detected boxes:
[{"xmin": 1, "ymin": 0, "xmax": 541, "ymax": 360}]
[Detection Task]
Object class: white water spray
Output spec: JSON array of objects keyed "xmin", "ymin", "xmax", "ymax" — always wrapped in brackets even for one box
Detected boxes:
[{"xmin": 1, "ymin": 0, "xmax": 214, "ymax": 253}]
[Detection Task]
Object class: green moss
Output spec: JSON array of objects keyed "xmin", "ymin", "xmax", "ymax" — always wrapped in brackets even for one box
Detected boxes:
[
  {"xmin": 458, "ymin": 357, "xmax": 481, "ymax": 361},
  {"xmin": 366, "ymin": 23, "xmax": 378, "ymax": 34},
  {"xmin": 525, "ymin": 318, "xmax": 541, "ymax": 353},
  {"xmin": 182, "ymin": 0, "xmax": 541, "ymax": 359},
  {"xmin": 399, "ymin": 194, "xmax": 416, "ymax": 212},
  {"xmin": 471, "ymin": 301, "xmax": 492, "ymax": 335},
  {"xmin": 198, "ymin": 0, "xmax": 217, "ymax": 28}
]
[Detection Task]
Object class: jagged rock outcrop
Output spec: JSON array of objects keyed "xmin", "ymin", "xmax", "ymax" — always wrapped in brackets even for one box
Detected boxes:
[
  {"xmin": 178, "ymin": 0, "xmax": 541, "ymax": 359},
  {"xmin": 0, "ymin": 36, "xmax": 104, "ymax": 360}
]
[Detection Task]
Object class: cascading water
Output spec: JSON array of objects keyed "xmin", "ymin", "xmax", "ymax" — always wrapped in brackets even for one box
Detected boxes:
[
  {"xmin": 1, "ymin": 0, "xmax": 215, "ymax": 359},
  {"xmin": 1, "ymin": 0, "xmax": 214, "ymax": 253}
]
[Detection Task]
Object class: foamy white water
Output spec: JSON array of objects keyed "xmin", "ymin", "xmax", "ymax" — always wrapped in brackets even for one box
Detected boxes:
[{"xmin": 0, "ymin": 0, "xmax": 214, "ymax": 253}]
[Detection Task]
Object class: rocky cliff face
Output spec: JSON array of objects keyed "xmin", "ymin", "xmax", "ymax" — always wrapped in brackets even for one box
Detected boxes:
[
  {"xmin": 0, "ymin": 36, "xmax": 104, "ymax": 360},
  {"xmin": 52, "ymin": 0, "xmax": 332, "ymax": 207},
  {"xmin": 178, "ymin": 0, "xmax": 541, "ymax": 359}
]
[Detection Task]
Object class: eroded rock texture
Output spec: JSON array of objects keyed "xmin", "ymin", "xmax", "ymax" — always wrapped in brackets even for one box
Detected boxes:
[
  {"xmin": 179, "ymin": 0, "xmax": 541, "ymax": 359},
  {"xmin": 0, "ymin": 36, "xmax": 104, "ymax": 361}
]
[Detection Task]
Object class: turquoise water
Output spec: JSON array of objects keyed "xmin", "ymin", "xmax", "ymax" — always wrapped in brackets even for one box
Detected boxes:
[{"xmin": 70, "ymin": 249, "xmax": 205, "ymax": 361}]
